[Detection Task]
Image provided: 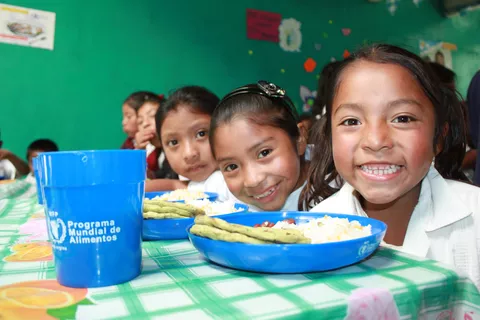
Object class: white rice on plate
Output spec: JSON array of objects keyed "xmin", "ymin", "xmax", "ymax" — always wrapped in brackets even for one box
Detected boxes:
[
  {"xmin": 154, "ymin": 189, "xmax": 208, "ymax": 202},
  {"xmin": 273, "ymin": 215, "xmax": 372, "ymax": 244}
]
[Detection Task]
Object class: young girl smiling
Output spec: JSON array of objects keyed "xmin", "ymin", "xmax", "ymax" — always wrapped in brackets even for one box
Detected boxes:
[{"xmin": 306, "ymin": 44, "xmax": 480, "ymax": 288}]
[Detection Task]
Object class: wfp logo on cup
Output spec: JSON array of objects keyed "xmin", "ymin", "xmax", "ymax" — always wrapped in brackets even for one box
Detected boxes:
[
  {"xmin": 47, "ymin": 210, "xmax": 122, "ymax": 246},
  {"xmin": 48, "ymin": 217, "xmax": 67, "ymax": 244}
]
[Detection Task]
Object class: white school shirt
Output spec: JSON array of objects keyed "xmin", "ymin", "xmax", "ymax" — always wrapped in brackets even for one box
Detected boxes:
[
  {"xmin": 310, "ymin": 166, "xmax": 480, "ymax": 289},
  {"xmin": 25, "ymin": 172, "xmax": 36, "ymax": 185}
]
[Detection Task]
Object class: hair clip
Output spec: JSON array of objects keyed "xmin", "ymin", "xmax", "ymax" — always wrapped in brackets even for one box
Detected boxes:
[{"xmin": 257, "ymin": 80, "xmax": 286, "ymax": 98}]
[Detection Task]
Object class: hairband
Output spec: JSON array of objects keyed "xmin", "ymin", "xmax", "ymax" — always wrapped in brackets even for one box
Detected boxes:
[{"xmin": 217, "ymin": 80, "xmax": 299, "ymax": 122}]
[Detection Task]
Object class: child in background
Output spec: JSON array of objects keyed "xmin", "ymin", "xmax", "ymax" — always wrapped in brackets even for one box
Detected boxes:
[
  {"xmin": 146, "ymin": 86, "xmax": 237, "ymax": 202},
  {"xmin": 120, "ymin": 91, "xmax": 152, "ymax": 149},
  {"xmin": 24, "ymin": 139, "xmax": 59, "ymax": 183},
  {"xmin": 428, "ymin": 62, "xmax": 476, "ymax": 182},
  {"xmin": 306, "ymin": 44, "xmax": 480, "ymax": 288},
  {"xmin": 210, "ymin": 81, "xmax": 309, "ymax": 211},
  {"xmin": 0, "ymin": 138, "xmax": 58, "ymax": 182},
  {"xmin": 135, "ymin": 93, "xmax": 177, "ymax": 179}
]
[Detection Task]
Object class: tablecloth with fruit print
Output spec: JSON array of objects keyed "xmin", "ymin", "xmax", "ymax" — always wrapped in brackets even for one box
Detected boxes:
[{"xmin": 0, "ymin": 180, "xmax": 479, "ymax": 320}]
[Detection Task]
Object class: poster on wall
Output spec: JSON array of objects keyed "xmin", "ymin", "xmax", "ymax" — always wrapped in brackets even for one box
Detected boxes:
[
  {"xmin": 419, "ymin": 40, "xmax": 457, "ymax": 69},
  {"xmin": 246, "ymin": 9, "xmax": 281, "ymax": 42},
  {"xmin": 0, "ymin": 3, "xmax": 55, "ymax": 50}
]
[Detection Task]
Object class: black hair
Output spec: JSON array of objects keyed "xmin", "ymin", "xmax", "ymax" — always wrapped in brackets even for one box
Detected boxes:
[
  {"xmin": 428, "ymin": 62, "xmax": 456, "ymax": 86},
  {"xmin": 312, "ymin": 61, "xmax": 342, "ymax": 117},
  {"xmin": 27, "ymin": 139, "xmax": 58, "ymax": 160},
  {"xmin": 124, "ymin": 91, "xmax": 164, "ymax": 111},
  {"xmin": 302, "ymin": 44, "xmax": 469, "ymax": 208},
  {"xmin": 210, "ymin": 82, "xmax": 301, "ymax": 158},
  {"xmin": 155, "ymin": 86, "xmax": 219, "ymax": 138},
  {"xmin": 299, "ymin": 113, "xmax": 313, "ymax": 122}
]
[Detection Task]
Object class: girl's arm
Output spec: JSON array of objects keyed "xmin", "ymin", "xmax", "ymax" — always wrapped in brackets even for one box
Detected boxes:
[
  {"xmin": 145, "ymin": 179, "xmax": 188, "ymax": 192},
  {"xmin": 0, "ymin": 150, "xmax": 30, "ymax": 176}
]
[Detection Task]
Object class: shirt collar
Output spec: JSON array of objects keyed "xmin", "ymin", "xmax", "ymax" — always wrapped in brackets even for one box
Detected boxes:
[{"xmin": 332, "ymin": 166, "xmax": 472, "ymax": 231}]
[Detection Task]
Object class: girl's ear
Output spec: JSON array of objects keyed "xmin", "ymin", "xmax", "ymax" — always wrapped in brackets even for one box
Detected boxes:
[
  {"xmin": 435, "ymin": 122, "xmax": 449, "ymax": 156},
  {"xmin": 296, "ymin": 122, "xmax": 308, "ymax": 156}
]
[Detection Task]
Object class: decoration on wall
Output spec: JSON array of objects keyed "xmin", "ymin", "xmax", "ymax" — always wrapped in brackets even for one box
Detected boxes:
[
  {"xmin": 248, "ymin": 49, "xmax": 253, "ymax": 55},
  {"xmin": 386, "ymin": 0, "xmax": 400, "ymax": 15},
  {"xmin": 314, "ymin": 43, "xmax": 322, "ymax": 51},
  {"xmin": 323, "ymin": 32, "xmax": 328, "ymax": 39},
  {"xmin": 246, "ymin": 9, "xmax": 282, "ymax": 42},
  {"xmin": 304, "ymin": 58, "xmax": 317, "ymax": 73},
  {"xmin": 330, "ymin": 57, "xmax": 337, "ymax": 62},
  {"xmin": 413, "ymin": 0, "xmax": 423, "ymax": 6},
  {"xmin": 278, "ymin": 18, "xmax": 302, "ymax": 52},
  {"xmin": 0, "ymin": 3, "xmax": 56, "ymax": 50},
  {"xmin": 300, "ymin": 86, "xmax": 317, "ymax": 113},
  {"xmin": 419, "ymin": 40, "xmax": 457, "ymax": 69},
  {"xmin": 329, "ymin": 20, "xmax": 333, "ymax": 24},
  {"xmin": 280, "ymin": 68, "xmax": 286, "ymax": 73},
  {"xmin": 342, "ymin": 28, "xmax": 351, "ymax": 36},
  {"xmin": 343, "ymin": 49, "xmax": 351, "ymax": 59}
]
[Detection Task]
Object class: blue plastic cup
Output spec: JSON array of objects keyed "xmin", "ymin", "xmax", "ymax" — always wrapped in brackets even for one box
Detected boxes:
[
  {"xmin": 38, "ymin": 150, "xmax": 146, "ymax": 288},
  {"xmin": 32, "ymin": 157, "xmax": 44, "ymax": 205}
]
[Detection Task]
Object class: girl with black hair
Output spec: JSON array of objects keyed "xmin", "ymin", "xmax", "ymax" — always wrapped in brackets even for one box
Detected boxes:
[{"xmin": 305, "ymin": 44, "xmax": 480, "ymax": 288}]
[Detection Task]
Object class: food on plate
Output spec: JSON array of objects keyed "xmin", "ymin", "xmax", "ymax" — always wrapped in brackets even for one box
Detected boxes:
[
  {"xmin": 186, "ymin": 199, "xmax": 241, "ymax": 216},
  {"xmin": 189, "ymin": 224, "xmax": 270, "ymax": 244},
  {"xmin": 143, "ymin": 199, "xmax": 205, "ymax": 219},
  {"xmin": 191, "ymin": 216, "xmax": 310, "ymax": 244},
  {"xmin": 144, "ymin": 196, "xmax": 244, "ymax": 219},
  {"xmin": 153, "ymin": 189, "xmax": 208, "ymax": 202},
  {"xmin": 190, "ymin": 215, "xmax": 372, "ymax": 244},
  {"xmin": 254, "ymin": 218, "xmax": 295, "ymax": 228}
]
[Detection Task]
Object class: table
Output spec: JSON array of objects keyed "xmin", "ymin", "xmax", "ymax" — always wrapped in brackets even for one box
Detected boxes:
[{"xmin": 0, "ymin": 180, "xmax": 479, "ymax": 320}]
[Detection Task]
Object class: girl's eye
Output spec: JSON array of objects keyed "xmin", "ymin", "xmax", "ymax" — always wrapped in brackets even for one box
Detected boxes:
[
  {"xmin": 224, "ymin": 164, "xmax": 238, "ymax": 172},
  {"xmin": 341, "ymin": 118, "xmax": 360, "ymax": 126},
  {"xmin": 167, "ymin": 140, "xmax": 178, "ymax": 147},
  {"xmin": 392, "ymin": 115, "xmax": 414, "ymax": 123},
  {"xmin": 258, "ymin": 149, "xmax": 272, "ymax": 159},
  {"xmin": 196, "ymin": 130, "xmax": 207, "ymax": 138}
]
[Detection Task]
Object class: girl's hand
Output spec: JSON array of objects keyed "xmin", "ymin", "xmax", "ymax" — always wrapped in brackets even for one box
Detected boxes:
[{"xmin": 135, "ymin": 129, "xmax": 156, "ymax": 150}]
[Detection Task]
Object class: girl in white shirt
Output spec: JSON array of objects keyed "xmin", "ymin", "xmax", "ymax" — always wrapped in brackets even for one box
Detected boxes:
[
  {"xmin": 209, "ymin": 81, "xmax": 309, "ymax": 211},
  {"xmin": 305, "ymin": 44, "xmax": 480, "ymax": 288}
]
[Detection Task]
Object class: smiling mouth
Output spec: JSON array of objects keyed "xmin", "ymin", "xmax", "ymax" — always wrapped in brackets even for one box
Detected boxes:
[
  {"xmin": 252, "ymin": 184, "xmax": 278, "ymax": 200},
  {"xmin": 187, "ymin": 164, "xmax": 206, "ymax": 172},
  {"xmin": 359, "ymin": 164, "xmax": 403, "ymax": 176}
]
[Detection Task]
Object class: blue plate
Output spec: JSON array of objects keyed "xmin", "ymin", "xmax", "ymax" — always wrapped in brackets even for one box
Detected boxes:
[
  {"xmin": 143, "ymin": 203, "xmax": 249, "ymax": 241},
  {"xmin": 145, "ymin": 191, "xmax": 218, "ymax": 202},
  {"xmin": 187, "ymin": 212, "xmax": 387, "ymax": 273}
]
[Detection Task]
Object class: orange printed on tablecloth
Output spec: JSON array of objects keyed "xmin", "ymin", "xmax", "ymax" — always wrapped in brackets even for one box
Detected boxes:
[
  {"xmin": 4, "ymin": 241, "xmax": 53, "ymax": 262},
  {"xmin": 0, "ymin": 280, "xmax": 91, "ymax": 320}
]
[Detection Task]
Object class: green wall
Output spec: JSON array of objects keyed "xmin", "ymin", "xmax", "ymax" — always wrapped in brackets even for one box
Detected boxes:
[{"xmin": 1, "ymin": 0, "xmax": 479, "ymax": 159}]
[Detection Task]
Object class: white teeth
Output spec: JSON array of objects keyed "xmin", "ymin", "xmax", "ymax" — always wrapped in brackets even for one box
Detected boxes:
[
  {"xmin": 253, "ymin": 187, "xmax": 275, "ymax": 199},
  {"xmin": 360, "ymin": 165, "xmax": 401, "ymax": 175}
]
